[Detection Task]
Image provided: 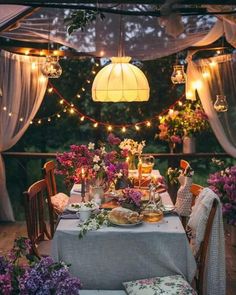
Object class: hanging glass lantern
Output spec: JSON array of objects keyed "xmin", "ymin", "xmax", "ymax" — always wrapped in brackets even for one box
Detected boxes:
[
  {"xmin": 214, "ymin": 94, "xmax": 228, "ymax": 112},
  {"xmin": 92, "ymin": 56, "xmax": 149, "ymax": 102},
  {"xmin": 41, "ymin": 56, "xmax": 62, "ymax": 78},
  {"xmin": 171, "ymin": 65, "xmax": 186, "ymax": 84}
]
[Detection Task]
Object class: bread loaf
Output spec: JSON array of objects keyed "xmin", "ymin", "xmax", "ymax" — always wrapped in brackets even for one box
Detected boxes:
[{"xmin": 108, "ymin": 207, "xmax": 141, "ymax": 224}]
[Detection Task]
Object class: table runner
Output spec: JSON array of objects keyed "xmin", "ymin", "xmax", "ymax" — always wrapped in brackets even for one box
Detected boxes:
[{"xmin": 51, "ymin": 192, "xmax": 196, "ymax": 290}]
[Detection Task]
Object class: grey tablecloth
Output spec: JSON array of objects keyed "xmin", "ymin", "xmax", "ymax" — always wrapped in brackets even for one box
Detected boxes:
[{"xmin": 51, "ymin": 193, "xmax": 196, "ymax": 290}]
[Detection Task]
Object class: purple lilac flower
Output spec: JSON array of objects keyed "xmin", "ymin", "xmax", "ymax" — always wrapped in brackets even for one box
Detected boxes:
[
  {"xmin": 107, "ymin": 133, "xmax": 121, "ymax": 145},
  {"xmin": 123, "ymin": 188, "xmax": 143, "ymax": 207},
  {"xmin": 56, "ymin": 277, "xmax": 81, "ymax": 294},
  {"xmin": 208, "ymin": 165, "xmax": 236, "ymax": 224},
  {"xmin": 0, "ymin": 273, "xmax": 12, "ymax": 295}
]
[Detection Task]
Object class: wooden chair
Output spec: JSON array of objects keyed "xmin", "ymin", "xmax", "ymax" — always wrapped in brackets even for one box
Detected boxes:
[
  {"xmin": 180, "ymin": 159, "xmax": 190, "ymax": 171},
  {"xmin": 43, "ymin": 160, "xmax": 57, "ymax": 196},
  {"xmin": 23, "ymin": 179, "xmax": 52, "ymax": 258},
  {"xmin": 196, "ymin": 198, "xmax": 218, "ymax": 295},
  {"xmin": 43, "ymin": 160, "xmax": 69, "ymax": 236},
  {"xmin": 191, "ymin": 183, "xmax": 204, "ymax": 206}
]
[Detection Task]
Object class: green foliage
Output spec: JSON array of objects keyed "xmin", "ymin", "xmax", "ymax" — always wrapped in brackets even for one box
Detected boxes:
[{"xmin": 65, "ymin": 10, "xmax": 105, "ymax": 34}]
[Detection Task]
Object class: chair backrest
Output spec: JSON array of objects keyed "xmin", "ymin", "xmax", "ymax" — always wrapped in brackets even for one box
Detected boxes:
[
  {"xmin": 43, "ymin": 160, "xmax": 57, "ymax": 196},
  {"xmin": 195, "ymin": 198, "xmax": 218, "ymax": 295},
  {"xmin": 180, "ymin": 159, "xmax": 190, "ymax": 171},
  {"xmin": 23, "ymin": 179, "xmax": 52, "ymax": 257},
  {"xmin": 190, "ymin": 183, "xmax": 204, "ymax": 206}
]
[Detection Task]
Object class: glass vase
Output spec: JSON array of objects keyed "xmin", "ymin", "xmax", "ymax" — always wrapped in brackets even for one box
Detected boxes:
[
  {"xmin": 128, "ymin": 153, "xmax": 136, "ymax": 170},
  {"xmin": 89, "ymin": 185, "xmax": 104, "ymax": 205}
]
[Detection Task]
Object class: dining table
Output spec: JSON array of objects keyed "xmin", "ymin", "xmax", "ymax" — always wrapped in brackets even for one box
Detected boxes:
[{"xmin": 51, "ymin": 172, "xmax": 197, "ymax": 290}]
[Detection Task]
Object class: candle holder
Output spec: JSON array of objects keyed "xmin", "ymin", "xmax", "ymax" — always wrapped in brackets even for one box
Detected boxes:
[{"xmin": 81, "ymin": 179, "xmax": 86, "ymax": 203}]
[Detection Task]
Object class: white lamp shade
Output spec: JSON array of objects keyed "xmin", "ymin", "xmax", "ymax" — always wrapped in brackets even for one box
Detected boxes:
[{"xmin": 92, "ymin": 57, "xmax": 150, "ymax": 102}]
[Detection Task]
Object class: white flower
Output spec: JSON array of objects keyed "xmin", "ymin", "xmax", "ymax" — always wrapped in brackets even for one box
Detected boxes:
[
  {"xmin": 88, "ymin": 142, "xmax": 95, "ymax": 150},
  {"xmin": 117, "ymin": 172, "xmax": 123, "ymax": 178},
  {"xmin": 93, "ymin": 164, "xmax": 100, "ymax": 171},
  {"xmin": 100, "ymin": 147, "xmax": 106, "ymax": 154},
  {"xmin": 93, "ymin": 155, "xmax": 100, "ymax": 163}
]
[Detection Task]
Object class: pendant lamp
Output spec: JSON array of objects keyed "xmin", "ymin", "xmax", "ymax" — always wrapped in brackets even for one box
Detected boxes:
[{"xmin": 92, "ymin": 56, "xmax": 150, "ymax": 102}]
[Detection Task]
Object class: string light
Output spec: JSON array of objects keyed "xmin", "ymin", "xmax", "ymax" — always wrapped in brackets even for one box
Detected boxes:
[
  {"xmin": 8, "ymin": 112, "xmax": 12, "ymax": 116},
  {"xmin": 19, "ymin": 117, "xmax": 24, "ymax": 122},
  {"xmin": 30, "ymin": 81, "xmax": 185, "ymax": 129},
  {"xmin": 48, "ymin": 87, "xmax": 53, "ymax": 93},
  {"xmin": 77, "ymin": 94, "xmax": 81, "ymax": 98},
  {"xmin": 3, "ymin": 106, "xmax": 7, "ymax": 111}
]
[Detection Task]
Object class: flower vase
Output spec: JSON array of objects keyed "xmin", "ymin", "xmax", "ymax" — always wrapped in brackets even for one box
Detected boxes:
[
  {"xmin": 169, "ymin": 142, "xmax": 176, "ymax": 154},
  {"xmin": 89, "ymin": 185, "xmax": 104, "ymax": 205},
  {"xmin": 175, "ymin": 174, "xmax": 193, "ymax": 217},
  {"xmin": 183, "ymin": 136, "xmax": 196, "ymax": 154},
  {"xmin": 128, "ymin": 153, "xmax": 136, "ymax": 170}
]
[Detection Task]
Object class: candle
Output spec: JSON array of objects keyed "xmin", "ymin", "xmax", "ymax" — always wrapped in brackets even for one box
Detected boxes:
[{"xmin": 81, "ymin": 168, "xmax": 85, "ymax": 202}]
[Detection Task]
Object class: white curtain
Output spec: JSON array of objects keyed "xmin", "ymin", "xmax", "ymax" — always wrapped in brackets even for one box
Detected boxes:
[
  {"xmin": 186, "ymin": 53, "xmax": 236, "ymax": 158},
  {"xmin": 0, "ymin": 50, "xmax": 48, "ymax": 221}
]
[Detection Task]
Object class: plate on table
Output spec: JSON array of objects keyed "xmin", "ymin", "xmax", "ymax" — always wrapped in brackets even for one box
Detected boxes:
[
  {"xmin": 161, "ymin": 205, "xmax": 176, "ymax": 215},
  {"xmin": 73, "ymin": 184, "xmax": 82, "ymax": 192},
  {"xmin": 109, "ymin": 220, "xmax": 143, "ymax": 227},
  {"xmin": 66, "ymin": 203, "xmax": 81, "ymax": 212}
]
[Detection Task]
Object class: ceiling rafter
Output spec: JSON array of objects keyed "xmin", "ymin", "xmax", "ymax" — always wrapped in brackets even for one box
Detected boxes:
[{"xmin": 0, "ymin": 1, "xmax": 236, "ymax": 5}]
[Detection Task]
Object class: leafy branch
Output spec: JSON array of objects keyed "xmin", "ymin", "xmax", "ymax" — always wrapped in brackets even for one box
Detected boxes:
[{"xmin": 65, "ymin": 10, "xmax": 105, "ymax": 35}]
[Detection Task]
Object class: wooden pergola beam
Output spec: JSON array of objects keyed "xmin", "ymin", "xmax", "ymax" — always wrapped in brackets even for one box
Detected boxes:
[{"xmin": 0, "ymin": 1, "xmax": 236, "ymax": 5}]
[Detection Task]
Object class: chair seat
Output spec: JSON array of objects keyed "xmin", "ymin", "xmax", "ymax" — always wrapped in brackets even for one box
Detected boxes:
[
  {"xmin": 123, "ymin": 275, "xmax": 197, "ymax": 295},
  {"xmin": 80, "ymin": 292, "xmax": 126, "ymax": 295},
  {"xmin": 37, "ymin": 240, "xmax": 52, "ymax": 257}
]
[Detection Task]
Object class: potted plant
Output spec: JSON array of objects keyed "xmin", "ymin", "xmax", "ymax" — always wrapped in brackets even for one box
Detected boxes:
[{"xmin": 157, "ymin": 100, "xmax": 209, "ymax": 153}]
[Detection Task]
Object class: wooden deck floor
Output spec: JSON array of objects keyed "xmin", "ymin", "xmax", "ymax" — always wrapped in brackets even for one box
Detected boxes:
[{"xmin": 0, "ymin": 221, "xmax": 236, "ymax": 294}]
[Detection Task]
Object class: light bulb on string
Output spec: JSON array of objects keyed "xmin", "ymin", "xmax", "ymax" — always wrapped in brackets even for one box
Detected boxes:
[
  {"xmin": 93, "ymin": 122, "xmax": 98, "ymax": 128},
  {"xmin": 19, "ymin": 117, "xmax": 24, "ymax": 122},
  {"xmin": 121, "ymin": 126, "xmax": 126, "ymax": 133},
  {"xmin": 135, "ymin": 125, "xmax": 140, "ymax": 131},
  {"xmin": 80, "ymin": 116, "xmax": 85, "ymax": 121},
  {"xmin": 146, "ymin": 121, "xmax": 151, "ymax": 127},
  {"xmin": 3, "ymin": 106, "xmax": 7, "ymax": 111},
  {"xmin": 59, "ymin": 99, "xmax": 64, "ymax": 104},
  {"xmin": 107, "ymin": 125, "xmax": 112, "ymax": 131}
]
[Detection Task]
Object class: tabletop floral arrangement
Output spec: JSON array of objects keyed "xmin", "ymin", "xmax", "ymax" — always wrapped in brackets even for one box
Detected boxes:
[
  {"xmin": 208, "ymin": 164, "xmax": 236, "ymax": 225},
  {"xmin": 157, "ymin": 100, "xmax": 209, "ymax": 151},
  {"xmin": 56, "ymin": 133, "xmax": 129, "ymax": 189},
  {"xmin": 118, "ymin": 188, "xmax": 143, "ymax": 212},
  {"xmin": 119, "ymin": 138, "xmax": 145, "ymax": 169},
  {"xmin": 0, "ymin": 237, "xmax": 81, "ymax": 294}
]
